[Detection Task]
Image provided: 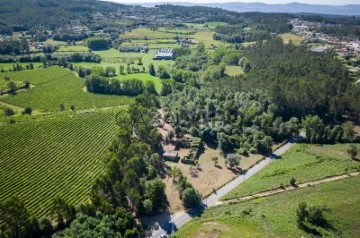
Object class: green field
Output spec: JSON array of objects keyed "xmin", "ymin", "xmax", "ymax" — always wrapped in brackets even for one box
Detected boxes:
[
  {"xmin": 175, "ymin": 175, "xmax": 360, "ymax": 237},
  {"xmin": 205, "ymin": 21, "xmax": 229, "ymax": 27},
  {"xmin": 225, "ymin": 66, "xmax": 244, "ymax": 76},
  {"xmin": 0, "ymin": 62, "xmax": 43, "ymax": 71},
  {"xmin": 120, "ymin": 28, "xmax": 181, "ymax": 40},
  {"xmin": 193, "ymin": 31, "xmax": 224, "ymax": 48},
  {"xmin": 75, "ymin": 48, "xmax": 174, "ymax": 72},
  {"xmin": 58, "ymin": 45, "xmax": 89, "ymax": 52},
  {"xmin": 224, "ymin": 143, "xmax": 360, "ymax": 200},
  {"xmin": 0, "ymin": 67, "xmax": 133, "ymax": 112},
  {"xmin": 0, "ymin": 110, "xmax": 119, "ymax": 218}
]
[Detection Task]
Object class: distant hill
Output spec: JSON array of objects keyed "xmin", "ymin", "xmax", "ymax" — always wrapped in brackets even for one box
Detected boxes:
[{"xmin": 134, "ymin": 2, "xmax": 360, "ymax": 16}]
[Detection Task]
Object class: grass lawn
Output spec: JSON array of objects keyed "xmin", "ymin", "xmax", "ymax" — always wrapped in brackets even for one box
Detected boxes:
[
  {"xmin": 225, "ymin": 66, "xmax": 244, "ymax": 76},
  {"xmin": 174, "ymin": 175, "xmax": 360, "ymax": 237},
  {"xmin": 0, "ymin": 67, "xmax": 133, "ymax": 112},
  {"xmin": 279, "ymin": 33, "xmax": 304, "ymax": 45},
  {"xmin": 0, "ymin": 110, "xmax": 118, "ymax": 218},
  {"xmin": 224, "ymin": 143, "xmax": 360, "ymax": 200}
]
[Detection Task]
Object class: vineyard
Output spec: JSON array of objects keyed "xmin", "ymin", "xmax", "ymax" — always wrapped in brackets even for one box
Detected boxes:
[
  {"xmin": 0, "ymin": 110, "xmax": 118, "ymax": 218},
  {"xmin": 0, "ymin": 67, "xmax": 133, "ymax": 111}
]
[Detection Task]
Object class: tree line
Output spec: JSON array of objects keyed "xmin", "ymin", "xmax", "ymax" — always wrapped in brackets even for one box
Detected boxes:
[{"xmin": 85, "ymin": 75, "xmax": 157, "ymax": 96}]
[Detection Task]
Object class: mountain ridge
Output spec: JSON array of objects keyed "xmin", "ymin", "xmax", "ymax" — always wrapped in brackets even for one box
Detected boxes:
[{"xmin": 118, "ymin": 1, "xmax": 360, "ymax": 16}]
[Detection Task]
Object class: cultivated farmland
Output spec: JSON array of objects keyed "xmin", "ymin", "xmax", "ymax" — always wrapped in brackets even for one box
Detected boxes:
[
  {"xmin": 0, "ymin": 110, "xmax": 119, "ymax": 218},
  {"xmin": 0, "ymin": 67, "xmax": 133, "ymax": 112}
]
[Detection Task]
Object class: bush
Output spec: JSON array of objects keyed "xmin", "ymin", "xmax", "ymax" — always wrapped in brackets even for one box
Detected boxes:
[
  {"xmin": 3, "ymin": 108, "xmax": 15, "ymax": 116},
  {"xmin": 23, "ymin": 107, "xmax": 32, "ymax": 115},
  {"xmin": 290, "ymin": 177, "xmax": 296, "ymax": 186}
]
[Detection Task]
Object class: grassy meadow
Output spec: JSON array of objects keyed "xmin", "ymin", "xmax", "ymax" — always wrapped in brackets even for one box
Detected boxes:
[
  {"xmin": 0, "ymin": 110, "xmax": 119, "ymax": 218},
  {"xmin": 279, "ymin": 33, "xmax": 304, "ymax": 45},
  {"xmin": 175, "ymin": 175, "xmax": 360, "ymax": 237},
  {"xmin": 224, "ymin": 143, "xmax": 360, "ymax": 200}
]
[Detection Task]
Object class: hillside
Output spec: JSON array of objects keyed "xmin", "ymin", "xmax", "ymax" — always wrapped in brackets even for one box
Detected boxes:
[{"xmin": 136, "ymin": 1, "xmax": 360, "ymax": 16}]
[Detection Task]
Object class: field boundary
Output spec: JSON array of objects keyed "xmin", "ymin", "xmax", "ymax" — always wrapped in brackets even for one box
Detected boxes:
[{"xmin": 219, "ymin": 172, "xmax": 360, "ymax": 204}]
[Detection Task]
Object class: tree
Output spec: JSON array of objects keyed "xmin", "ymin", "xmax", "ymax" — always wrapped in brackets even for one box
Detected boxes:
[
  {"xmin": 7, "ymin": 81, "xmax": 17, "ymax": 93},
  {"xmin": 0, "ymin": 196, "xmax": 34, "ymax": 238},
  {"xmin": 226, "ymin": 154, "xmax": 241, "ymax": 169},
  {"xmin": 148, "ymin": 63, "xmax": 156, "ymax": 76},
  {"xmin": 211, "ymin": 156, "xmax": 219, "ymax": 167},
  {"xmin": 181, "ymin": 187, "xmax": 201, "ymax": 209},
  {"xmin": 168, "ymin": 130, "xmax": 175, "ymax": 142},
  {"xmin": 51, "ymin": 196, "xmax": 76, "ymax": 228},
  {"xmin": 147, "ymin": 179, "xmax": 167, "ymax": 211},
  {"xmin": 302, "ymin": 115, "xmax": 325, "ymax": 144},
  {"xmin": 347, "ymin": 145, "xmax": 357, "ymax": 160},
  {"xmin": 119, "ymin": 65, "xmax": 125, "ymax": 75},
  {"xmin": 342, "ymin": 122, "xmax": 355, "ymax": 142},
  {"xmin": 39, "ymin": 217, "xmax": 53, "ymax": 235},
  {"xmin": 143, "ymin": 199, "xmax": 153, "ymax": 214}
]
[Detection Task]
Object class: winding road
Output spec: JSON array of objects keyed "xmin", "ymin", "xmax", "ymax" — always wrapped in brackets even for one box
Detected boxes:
[{"xmin": 150, "ymin": 134, "xmax": 304, "ymax": 238}]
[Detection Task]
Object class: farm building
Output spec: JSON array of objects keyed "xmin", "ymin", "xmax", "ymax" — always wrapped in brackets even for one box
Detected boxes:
[
  {"xmin": 163, "ymin": 151, "xmax": 179, "ymax": 161},
  {"xmin": 153, "ymin": 48, "xmax": 173, "ymax": 60}
]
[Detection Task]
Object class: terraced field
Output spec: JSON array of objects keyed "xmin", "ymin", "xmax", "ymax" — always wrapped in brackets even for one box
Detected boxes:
[
  {"xmin": 0, "ymin": 67, "xmax": 133, "ymax": 112},
  {"xmin": 0, "ymin": 110, "xmax": 118, "ymax": 218}
]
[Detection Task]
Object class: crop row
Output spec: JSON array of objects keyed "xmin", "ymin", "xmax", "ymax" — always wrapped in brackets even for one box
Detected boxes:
[
  {"xmin": 0, "ymin": 110, "xmax": 119, "ymax": 218},
  {"xmin": 0, "ymin": 67, "xmax": 134, "ymax": 112}
]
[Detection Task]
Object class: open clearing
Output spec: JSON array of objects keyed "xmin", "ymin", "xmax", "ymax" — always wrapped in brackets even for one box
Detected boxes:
[
  {"xmin": 0, "ymin": 110, "xmax": 118, "ymax": 218},
  {"xmin": 225, "ymin": 66, "xmax": 244, "ymax": 76},
  {"xmin": 174, "ymin": 175, "xmax": 360, "ymax": 237},
  {"xmin": 164, "ymin": 146, "xmax": 263, "ymax": 213},
  {"xmin": 224, "ymin": 143, "xmax": 360, "ymax": 200},
  {"xmin": 279, "ymin": 33, "xmax": 304, "ymax": 45}
]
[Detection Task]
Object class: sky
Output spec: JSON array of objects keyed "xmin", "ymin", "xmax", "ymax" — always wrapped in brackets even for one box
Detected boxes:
[{"xmin": 108, "ymin": 0, "xmax": 360, "ymax": 5}]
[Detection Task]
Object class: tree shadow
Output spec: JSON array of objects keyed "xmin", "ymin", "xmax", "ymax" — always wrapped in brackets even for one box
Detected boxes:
[
  {"xmin": 351, "ymin": 157, "xmax": 360, "ymax": 162},
  {"xmin": 215, "ymin": 164, "xmax": 223, "ymax": 169}
]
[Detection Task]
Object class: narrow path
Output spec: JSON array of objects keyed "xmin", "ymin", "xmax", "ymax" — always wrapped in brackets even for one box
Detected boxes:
[
  {"xmin": 218, "ymin": 172, "xmax": 360, "ymax": 205},
  {"xmin": 149, "ymin": 134, "xmax": 304, "ymax": 237}
]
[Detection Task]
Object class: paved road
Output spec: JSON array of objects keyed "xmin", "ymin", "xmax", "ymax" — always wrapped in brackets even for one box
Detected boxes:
[{"xmin": 151, "ymin": 135, "xmax": 304, "ymax": 238}]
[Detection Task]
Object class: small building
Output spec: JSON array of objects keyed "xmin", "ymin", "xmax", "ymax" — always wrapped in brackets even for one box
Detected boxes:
[
  {"xmin": 153, "ymin": 48, "xmax": 173, "ymax": 60},
  {"xmin": 163, "ymin": 151, "xmax": 179, "ymax": 161}
]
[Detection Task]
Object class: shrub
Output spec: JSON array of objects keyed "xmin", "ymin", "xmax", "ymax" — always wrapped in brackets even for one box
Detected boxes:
[{"xmin": 23, "ymin": 107, "xmax": 32, "ymax": 115}]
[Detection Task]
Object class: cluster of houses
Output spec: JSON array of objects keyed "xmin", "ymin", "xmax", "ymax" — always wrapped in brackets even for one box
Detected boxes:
[{"xmin": 291, "ymin": 19, "xmax": 360, "ymax": 58}]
